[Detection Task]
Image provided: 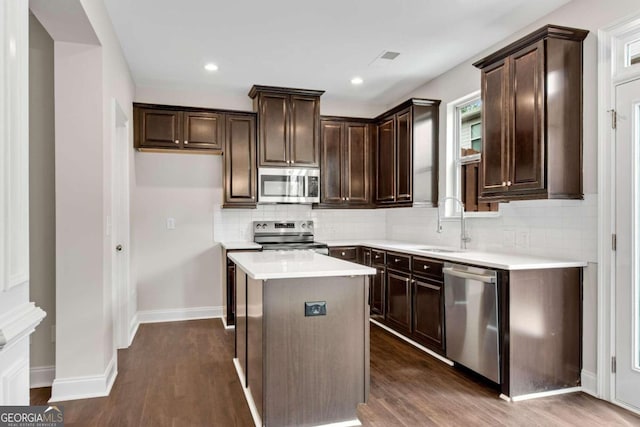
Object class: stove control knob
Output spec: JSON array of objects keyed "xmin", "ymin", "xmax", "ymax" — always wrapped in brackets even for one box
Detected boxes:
[
  {"xmin": 256, "ymin": 224, "xmax": 262, "ymax": 229},
  {"xmin": 262, "ymin": 223, "xmax": 267, "ymax": 229},
  {"xmin": 308, "ymin": 222, "xmax": 313, "ymax": 228},
  {"xmin": 301, "ymin": 223, "xmax": 306, "ymax": 229}
]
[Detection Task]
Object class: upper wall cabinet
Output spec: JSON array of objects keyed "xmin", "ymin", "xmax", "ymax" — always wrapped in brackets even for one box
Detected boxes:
[
  {"xmin": 374, "ymin": 99, "xmax": 440, "ymax": 207},
  {"xmin": 318, "ymin": 118, "xmax": 373, "ymax": 207},
  {"xmin": 249, "ymin": 85, "xmax": 324, "ymax": 168},
  {"xmin": 224, "ymin": 113, "xmax": 258, "ymax": 208},
  {"xmin": 134, "ymin": 104, "xmax": 223, "ymax": 153},
  {"xmin": 473, "ymin": 25, "xmax": 588, "ymax": 202}
]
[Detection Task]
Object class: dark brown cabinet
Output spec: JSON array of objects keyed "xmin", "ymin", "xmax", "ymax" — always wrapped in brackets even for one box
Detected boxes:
[
  {"xmin": 319, "ymin": 118, "xmax": 371, "ymax": 207},
  {"xmin": 134, "ymin": 104, "xmax": 223, "ymax": 152},
  {"xmin": 249, "ymin": 86, "xmax": 324, "ymax": 168},
  {"xmin": 386, "ymin": 270, "xmax": 412, "ymax": 334},
  {"xmin": 328, "ymin": 246, "xmax": 359, "ymax": 262},
  {"xmin": 474, "ymin": 25, "xmax": 588, "ymax": 202},
  {"xmin": 224, "ymin": 113, "xmax": 257, "ymax": 208},
  {"xmin": 371, "ymin": 266, "xmax": 386, "ymax": 318},
  {"xmin": 374, "ymin": 99, "xmax": 440, "ymax": 207},
  {"xmin": 412, "ymin": 277, "xmax": 444, "ymax": 352}
]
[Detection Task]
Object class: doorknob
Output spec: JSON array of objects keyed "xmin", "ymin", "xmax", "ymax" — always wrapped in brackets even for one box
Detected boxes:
[{"xmin": 116, "ymin": 244, "xmax": 123, "ymax": 252}]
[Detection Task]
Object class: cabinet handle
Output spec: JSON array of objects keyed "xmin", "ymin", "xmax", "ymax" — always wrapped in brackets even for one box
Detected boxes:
[
  {"xmin": 423, "ymin": 265, "xmax": 429, "ymax": 270},
  {"xmin": 184, "ymin": 140, "xmax": 189, "ymax": 145},
  {"xmin": 174, "ymin": 139, "xmax": 180, "ymax": 144},
  {"xmin": 507, "ymin": 180, "xmax": 512, "ymax": 186},
  {"xmin": 341, "ymin": 252, "xmax": 346, "ymax": 256},
  {"xmin": 346, "ymin": 197, "xmax": 349, "ymax": 201},
  {"xmin": 502, "ymin": 181, "xmax": 506, "ymax": 187},
  {"xmin": 404, "ymin": 278, "xmax": 410, "ymax": 283},
  {"xmin": 395, "ymin": 258, "xmax": 400, "ymax": 262}
]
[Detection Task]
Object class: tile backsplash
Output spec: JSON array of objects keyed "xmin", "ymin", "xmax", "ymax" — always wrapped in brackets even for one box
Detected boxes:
[
  {"xmin": 213, "ymin": 195, "xmax": 387, "ymax": 243},
  {"xmin": 386, "ymin": 193, "xmax": 598, "ymax": 263},
  {"xmin": 213, "ymin": 192, "xmax": 597, "ymax": 263}
]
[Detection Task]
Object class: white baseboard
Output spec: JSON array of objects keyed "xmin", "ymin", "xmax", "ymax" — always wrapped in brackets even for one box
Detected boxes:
[
  {"xmin": 508, "ymin": 386, "xmax": 582, "ymax": 402},
  {"xmin": 581, "ymin": 370, "xmax": 597, "ymax": 397},
  {"xmin": 220, "ymin": 316, "xmax": 234, "ymax": 330},
  {"xmin": 49, "ymin": 353, "xmax": 117, "ymax": 402},
  {"xmin": 233, "ymin": 358, "xmax": 262, "ymax": 427},
  {"xmin": 30, "ymin": 365, "xmax": 55, "ymax": 388},
  {"xmin": 128, "ymin": 313, "xmax": 139, "ymax": 346},
  {"xmin": 137, "ymin": 306, "xmax": 222, "ymax": 324}
]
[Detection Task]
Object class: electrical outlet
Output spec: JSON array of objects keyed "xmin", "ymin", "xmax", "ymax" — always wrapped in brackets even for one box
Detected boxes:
[
  {"xmin": 305, "ymin": 301, "xmax": 327, "ymax": 317},
  {"xmin": 516, "ymin": 230, "xmax": 530, "ymax": 248},
  {"xmin": 167, "ymin": 218, "xmax": 176, "ymax": 230}
]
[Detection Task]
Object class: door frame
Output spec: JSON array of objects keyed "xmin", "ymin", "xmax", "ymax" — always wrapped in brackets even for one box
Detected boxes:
[
  {"xmin": 111, "ymin": 99, "xmax": 132, "ymax": 349},
  {"xmin": 598, "ymin": 10, "xmax": 640, "ymax": 413}
]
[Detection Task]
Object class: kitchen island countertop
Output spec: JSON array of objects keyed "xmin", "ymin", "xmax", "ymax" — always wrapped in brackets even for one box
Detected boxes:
[{"xmin": 228, "ymin": 250, "xmax": 375, "ymax": 280}]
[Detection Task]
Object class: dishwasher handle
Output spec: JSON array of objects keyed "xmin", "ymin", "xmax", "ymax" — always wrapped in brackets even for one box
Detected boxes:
[{"xmin": 443, "ymin": 267, "xmax": 496, "ymax": 283}]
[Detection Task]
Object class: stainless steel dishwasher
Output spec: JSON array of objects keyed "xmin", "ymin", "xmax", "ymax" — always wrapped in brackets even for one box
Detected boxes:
[{"xmin": 444, "ymin": 263, "xmax": 500, "ymax": 383}]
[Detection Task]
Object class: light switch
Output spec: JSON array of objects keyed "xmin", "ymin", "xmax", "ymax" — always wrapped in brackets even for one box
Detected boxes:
[{"xmin": 167, "ymin": 218, "xmax": 176, "ymax": 230}]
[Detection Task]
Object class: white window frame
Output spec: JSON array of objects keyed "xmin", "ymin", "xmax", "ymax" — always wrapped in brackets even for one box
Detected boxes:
[{"xmin": 443, "ymin": 90, "xmax": 500, "ymax": 218}]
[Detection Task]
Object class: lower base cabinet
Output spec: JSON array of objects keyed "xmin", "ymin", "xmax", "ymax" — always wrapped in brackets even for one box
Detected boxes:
[
  {"xmin": 412, "ymin": 277, "xmax": 444, "ymax": 353},
  {"xmin": 370, "ymin": 266, "xmax": 386, "ymax": 318},
  {"xmin": 386, "ymin": 270, "xmax": 412, "ymax": 335}
]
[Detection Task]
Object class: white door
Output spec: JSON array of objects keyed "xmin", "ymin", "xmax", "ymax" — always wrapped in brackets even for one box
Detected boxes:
[
  {"xmin": 111, "ymin": 100, "xmax": 132, "ymax": 349},
  {"xmin": 615, "ymin": 77, "xmax": 640, "ymax": 411}
]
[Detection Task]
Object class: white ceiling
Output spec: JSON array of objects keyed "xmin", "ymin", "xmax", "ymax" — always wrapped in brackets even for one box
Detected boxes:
[{"xmin": 104, "ymin": 0, "xmax": 571, "ymax": 111}]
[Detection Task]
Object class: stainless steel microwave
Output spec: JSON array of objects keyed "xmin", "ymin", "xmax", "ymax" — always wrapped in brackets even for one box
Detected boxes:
[{"xmin": 258, "ymin": 168, "xmax": 320, "ymax": 204}]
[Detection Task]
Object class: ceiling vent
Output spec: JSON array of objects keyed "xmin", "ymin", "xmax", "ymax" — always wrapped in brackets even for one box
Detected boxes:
[
  {"xmin": 369, "ymin": 50, "xmax": 401, "ymax": 68},
  {"xmin": 380, "ymin": 51, "xmax": 400, "ymax": 60}
]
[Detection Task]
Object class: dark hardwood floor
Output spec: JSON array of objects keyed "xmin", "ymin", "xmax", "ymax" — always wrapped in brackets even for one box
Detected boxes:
[{"xmin": 32, "ymin": 319, "xmax": 640, "ymax": 426}]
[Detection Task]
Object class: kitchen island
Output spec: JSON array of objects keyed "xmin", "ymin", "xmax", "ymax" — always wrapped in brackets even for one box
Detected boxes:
[{"xmin": 228, "ymin": 250, "xmax": 375, "ymax": 427}]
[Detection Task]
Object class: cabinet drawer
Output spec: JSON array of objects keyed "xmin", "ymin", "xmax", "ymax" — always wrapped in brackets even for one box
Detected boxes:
[
  {"xmin": 412, "ymin": 257, "xmax": 444, "ymax": 280},
  {"xmin": 329, "ymin": 247, "xmax": 358, "ymax": 261},
  {"xmin": 387, "ymin": 252, "xmax": 411, "ymax": 272},
  {"xmin": 371, "ymin": 250, "xmax": 386, "ymax": 266}
]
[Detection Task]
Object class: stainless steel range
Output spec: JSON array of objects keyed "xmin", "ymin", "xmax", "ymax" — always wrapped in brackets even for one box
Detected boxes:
[{"xmin": 253, "ymin": 220, "xmax": 328, "ymax": 254}]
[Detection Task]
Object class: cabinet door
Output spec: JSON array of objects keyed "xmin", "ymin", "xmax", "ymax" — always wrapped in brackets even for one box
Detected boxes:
[
  {"xmin": 224, "ymin": 114, "xmax": 257, "ymax": 207},
  {"xmin": 371, "ymin": 266, "xmax": 386, "ymax": 318},
  {"xmin": 344, "ymin": 122, "xmax": 369, "ymax": 204},
  {"xmin": 412, "ymin": 277, "xmax": 444, "ymax": 353},
  {"xmin": 376, "ymin": 117, "xmax": 396, "ymax": 203},
  {"xmin": 289, "ymin": 95, "xmax": 320, "ymax": 166},
  {"xmin": 320, "ymin": 121, "xmax": 344, "ymax": 204},
  {"xmin": 480, "ymin": 60, "xmax": 510, "ymax": 196},
  {"xmin": 509, "ymin": 41, "xmax": 545, "ymax": 193},
  {"xmin": 137, "ymin": 108, "xmax": 182, "ymax": 149},
  {"xmin": 395, "ymin": 108, "xmax": 412, "ymax": 202},
  {"xmin": 258, "ymin": 94, "xmax": 289, "ymax": 166},
  {"xmin": 183, "ymin": 111, "xmax": 223, "ymax": 151},
  {"xmin": 386, "ymin": 270, "xmax": 411, "ymax": 334}
]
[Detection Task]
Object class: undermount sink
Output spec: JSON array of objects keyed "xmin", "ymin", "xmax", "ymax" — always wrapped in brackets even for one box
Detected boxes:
[{"xmin": 416, "ymin": 248, "xmax": 461, "ymax": 253}]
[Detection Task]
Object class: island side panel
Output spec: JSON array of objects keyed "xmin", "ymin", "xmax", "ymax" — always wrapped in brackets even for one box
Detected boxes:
[
  {"xmin": 264, "ymin": 276, "xmax": 368, "ymax": 427},
  {"xmin": 247, "ymin": 276, "xmax": 264, "ymax": 421},
  {"xmin": 236, "ymin": 268, "xmax": 248, "ymax": 387},
  {"xmin": 508, "ymin": 268, "xmax": 582, "ymax": 397}
]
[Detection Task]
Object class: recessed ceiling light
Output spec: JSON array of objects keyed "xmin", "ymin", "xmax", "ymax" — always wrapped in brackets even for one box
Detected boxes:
[
  {"xmin": 204, "ymin": 63, "xmax": 219, "ymax": 72},
  {"xmin": 351, "ymin": 76, "xmax": 364, "ymax": 85}
]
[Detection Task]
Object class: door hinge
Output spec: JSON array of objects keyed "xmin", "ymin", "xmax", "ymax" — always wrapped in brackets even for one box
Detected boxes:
[
  {"xmin": 612, "ymin": 356, "xmax": 617, "ymax": 373},
  {"xmin": 612, "ymin": 233, "xmax": 617, "ymax": 251},
  {"xmin": 608, "ymin": 109, "xmax": 617, "ymax": 129}
]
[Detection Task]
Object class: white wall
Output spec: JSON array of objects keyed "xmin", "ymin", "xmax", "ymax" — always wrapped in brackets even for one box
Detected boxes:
[
  {"xmin": 28, "ymin": 12, "xmax": 56, "ymax": 378},
  {"xmin": 31, "ymin": 0, "xmax": 135, "ymax": 400},
  {"xmin": 383, "ymin": 0, "xmax": 640, "ymax": 387}
]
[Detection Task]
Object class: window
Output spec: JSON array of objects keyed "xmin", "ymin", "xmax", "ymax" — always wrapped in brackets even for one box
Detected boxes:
[{"xmin": 443, "ymin": 91, "xmax": 499, "ymax": 218}]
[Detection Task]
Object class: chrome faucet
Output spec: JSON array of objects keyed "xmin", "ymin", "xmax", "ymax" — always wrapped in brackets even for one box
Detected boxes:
[{"xmin": 437, "ymin": 197, "xmax": 471, "ymax": 250}]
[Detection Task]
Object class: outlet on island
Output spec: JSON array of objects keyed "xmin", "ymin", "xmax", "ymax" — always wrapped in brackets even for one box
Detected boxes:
[{"xmin": 305, "ymin": 301, "xmax": 327, "ymax": 317}]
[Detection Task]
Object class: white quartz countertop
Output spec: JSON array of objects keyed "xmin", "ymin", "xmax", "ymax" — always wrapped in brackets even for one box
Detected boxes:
[
  {"xmin": 218, "ymin": 241, "xmax": 262, "ymax": 250},
  {"xmin": 321, "ymin": 240, "xmax": 587, "ymax": 271},
  {"xmin": 228, "ymin": 250, "xmax": 376, "ymax": 280}
]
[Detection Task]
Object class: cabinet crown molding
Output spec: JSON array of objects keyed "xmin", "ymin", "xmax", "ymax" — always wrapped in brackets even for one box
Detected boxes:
[
  {"xmin": 248, "ymin": 85, "xmax": 325, "ymax": 99},
  {"xmin": 473, "ymin": 24, "xmax": 589, "ymax": 69}
]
